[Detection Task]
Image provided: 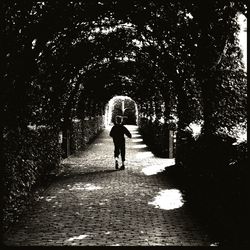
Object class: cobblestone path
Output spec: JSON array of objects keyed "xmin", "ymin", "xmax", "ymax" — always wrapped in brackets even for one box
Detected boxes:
[{"xmin": 3, "ymin": 126, "xmax": 217, "ymax": 246}]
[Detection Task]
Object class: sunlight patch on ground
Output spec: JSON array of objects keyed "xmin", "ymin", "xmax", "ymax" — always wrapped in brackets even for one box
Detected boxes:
[
  {"xmin": 68, "ymin": 183, "xmax": 102, "ymax": 191},
  {"xmin": 131, "ymin": 134, "xmax": 141, "ymax": 138},
  {"xmin": 135, "ymin": 151, "xmax": 154, "ymax": 159},
  {"xmin": 67, "ymin": 234, "xmax": 88, "ymax": 241},
  {"xmin": 105, "ymin": 125, "xmax": 113, "ymax": 130},
  {"xmin": 132, "ymin": 138, "xmax": 143, "ymax": 143},
  {"xmin": 132, "ymin": 144, "xmax": 147, "ymax": 149},
  {"xmin": 131, "ymin": 130, "xmax": 140, "ymax": 133},
  {"xmin": 142, "ymin": 159, "xmax": 175, "ymax": 175},
  {"xmin": 142, "ymin": 165, "xmax": 166, "ymax": 175},
  {"xmin": 131, "ymin": 132, "xmax": 140, "ymax": 135},
  {"xmin": 148, "ymin": 189, "xmax": 184, "ymax": 210}
]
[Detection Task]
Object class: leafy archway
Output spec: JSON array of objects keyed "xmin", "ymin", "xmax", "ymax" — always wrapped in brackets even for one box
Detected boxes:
[
  {"xmin": 2, "ymin": 0, "xmax": 247, "ymax": 232},
  {"xmin": 2, "ymin": 0, "xmax": 246, "ymax": 132}
]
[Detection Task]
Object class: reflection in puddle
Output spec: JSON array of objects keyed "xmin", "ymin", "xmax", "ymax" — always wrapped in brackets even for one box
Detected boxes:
[
  {"xmin": 69, "ymin": 183, "xmax": 102, "ymax": 191},
  {"xmin": 67, "ymin": 234, "xmax": 88, "ymax": 241},
  {"xmin": 142, "ymin": 159, "xmax": 175, "ymax": 175},
  {"xmin": 148, "ymin": 189, "xmax": 184, "ymax": 210}
]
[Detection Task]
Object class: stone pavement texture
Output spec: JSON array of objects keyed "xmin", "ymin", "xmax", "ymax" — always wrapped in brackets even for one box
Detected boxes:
[{"xmin": 3, "ymin": 125, "xmax": 217, "ymax": 246}]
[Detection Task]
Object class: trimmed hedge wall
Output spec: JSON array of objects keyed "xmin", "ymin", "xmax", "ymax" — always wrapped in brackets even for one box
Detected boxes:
[
  {"xmin": 3, "ymin": 126, "xmax": 62, "ymax": 231},
  {"xmin": 3, "ymin": 115, "xmax": 104, "ymax": 231},
  {"xmin": 70, "ymin": 116, "xmax": 105, "ymax": 153},
  {"xmin": 138, "ymin": 117, "xmax": 176, "ymax": 157}
]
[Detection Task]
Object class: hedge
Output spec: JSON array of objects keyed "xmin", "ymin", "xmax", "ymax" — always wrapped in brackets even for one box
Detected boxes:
[
  {"xmin": 70, "ymin": 116, "xmax": 105, "ymax": 153},
  {"xmin": 138, "ymin": 117, "xmax": 176, "ymax": 157},
  {"xmin": 3, "ymin": 126, "xmax": 62, "ymax": 231}
]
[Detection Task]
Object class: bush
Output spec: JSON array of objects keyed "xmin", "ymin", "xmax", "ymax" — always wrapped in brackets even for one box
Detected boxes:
[
  {"xmin": 177, "ymin": 128, "xmax": 248, "ymax": 209},
  {"xmin": 175, "ymin": 130, "xmax": 248, "ymax": 244}
]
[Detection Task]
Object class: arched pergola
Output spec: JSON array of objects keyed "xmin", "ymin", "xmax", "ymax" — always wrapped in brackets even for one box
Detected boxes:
[{"xmin": 2, "ymin": 1, "xmax": 247, "ymax": 231}]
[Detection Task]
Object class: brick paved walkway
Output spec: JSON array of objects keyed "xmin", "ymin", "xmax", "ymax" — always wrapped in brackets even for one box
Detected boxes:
[{"xmin": 3, "ymin": 125, "xmax": 217, "ymax": 246}]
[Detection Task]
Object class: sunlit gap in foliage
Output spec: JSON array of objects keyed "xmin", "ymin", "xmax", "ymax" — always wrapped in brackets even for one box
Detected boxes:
[
  {"xmin": 89, "ymin": 21, "xmax": 135, "ymax": 36},
  {"xmin": 237, "ymin": 13, "xmax": 247, "ymax": 71},
  {"xmin": 148, "ymin": 189, "xmax": 184, "ymax": 210},
  {"xmin": 187, "ymin": 121, "xmax": 203, "ymax": 140},
  {"xmin": 105, "ymin": 95, "xmax": 138, "ymax": 127}
]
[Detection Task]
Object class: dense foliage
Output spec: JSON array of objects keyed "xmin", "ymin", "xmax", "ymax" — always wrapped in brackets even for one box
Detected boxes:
[{"xmin": 2, "ymin": 0, "xmax": 247, "ymax": 130}]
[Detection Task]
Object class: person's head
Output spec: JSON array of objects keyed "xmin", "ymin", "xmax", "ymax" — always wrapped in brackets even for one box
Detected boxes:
[{"xmin": 116, "ymin": 116, "xmax": 122, "ymax": 124}]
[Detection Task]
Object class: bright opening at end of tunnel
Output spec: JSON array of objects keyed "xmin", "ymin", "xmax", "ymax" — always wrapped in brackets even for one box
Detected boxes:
[
  {"xmin": 105, "ymin": 95, "xmax": 138, "ymax": 127},
  {"xmin": 148, "ymin": 189, "xmax": 184, "ymax": 210}
]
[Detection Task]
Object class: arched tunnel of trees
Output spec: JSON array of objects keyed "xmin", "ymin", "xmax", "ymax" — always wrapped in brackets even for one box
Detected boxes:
[{"xmin": 1, "ymin": 0, "xmax": 247, "ymax": 235}]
